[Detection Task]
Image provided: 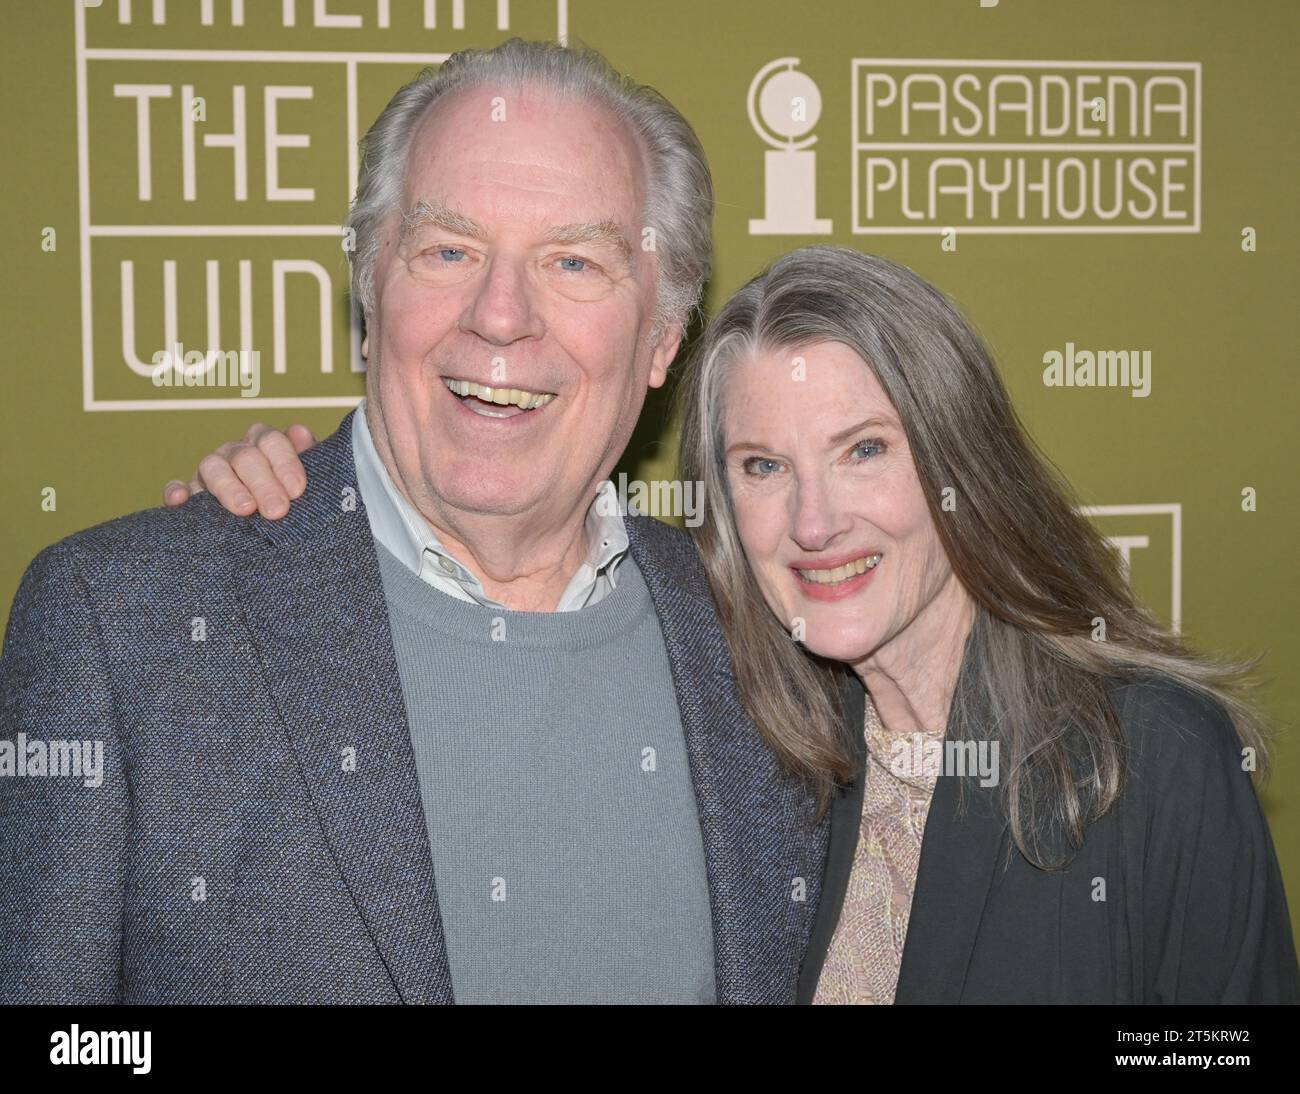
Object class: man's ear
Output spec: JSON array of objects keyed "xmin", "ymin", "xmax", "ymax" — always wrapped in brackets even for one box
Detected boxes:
[{"xmin": 648, "ymin": 322, "xmax": 685, "ymax": 389}]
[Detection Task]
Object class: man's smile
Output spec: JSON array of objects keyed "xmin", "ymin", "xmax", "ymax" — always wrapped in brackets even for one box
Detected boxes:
[{"xmin": 441, "ymin": 376, "xmax": 558, "ymax": 420}]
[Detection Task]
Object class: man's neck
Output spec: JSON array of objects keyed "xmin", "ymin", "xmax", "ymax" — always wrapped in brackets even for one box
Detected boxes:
[
  {"xmin": 417, "ymin": 506, "xmax": 594, "ymax": 612},
  {"xmin": 361, "ymin": 405, "xmax": 599, "ymax": 612}
]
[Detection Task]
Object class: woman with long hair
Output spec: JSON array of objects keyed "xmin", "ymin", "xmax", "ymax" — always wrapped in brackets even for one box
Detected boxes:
[{"xmin": 676, "ymin": 245, "xmax": 1295, "ymax": 1002}]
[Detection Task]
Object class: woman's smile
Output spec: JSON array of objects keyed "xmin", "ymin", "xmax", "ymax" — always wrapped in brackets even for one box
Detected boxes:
[{"xmin": 792, "ymin": 552, "xmax": 884, "ymax": 601}]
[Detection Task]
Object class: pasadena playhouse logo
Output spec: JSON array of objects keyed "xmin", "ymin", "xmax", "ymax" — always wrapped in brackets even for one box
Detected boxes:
[{"xmin": 750, "ymin": 56, "xmax": 1200, "ymax": 236}]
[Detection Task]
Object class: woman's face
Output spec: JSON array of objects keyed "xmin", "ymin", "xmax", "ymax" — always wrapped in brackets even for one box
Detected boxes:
[{"xmin": 722, "ymin": 339, "xmax": 967, "ymax": 668}]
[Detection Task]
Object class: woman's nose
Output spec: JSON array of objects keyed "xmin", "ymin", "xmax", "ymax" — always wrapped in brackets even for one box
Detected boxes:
[{"xmin": 790, "ymin": 473, "xmax": 852, "ymax": 553}]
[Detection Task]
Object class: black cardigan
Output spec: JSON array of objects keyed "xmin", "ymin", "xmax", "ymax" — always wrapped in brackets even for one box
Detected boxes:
[{"xmin": 797, "ymin": 663, "xmax": 1300, "ymax": 1004}]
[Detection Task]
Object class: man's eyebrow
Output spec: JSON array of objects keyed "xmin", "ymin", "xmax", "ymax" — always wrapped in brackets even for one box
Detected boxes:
[
  {"xmin": 540, "ymin": 219, "xmax": 634, "ymax": 264},
  {"xmin": 399, "ymin": 201, "xmax": 634, "ymax": 264},
  {"xmin": 400, "ymin": 200, "xmax": 488, "ymax": 243}
]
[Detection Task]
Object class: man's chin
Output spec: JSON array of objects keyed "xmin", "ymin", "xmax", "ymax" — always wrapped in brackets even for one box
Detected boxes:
[{"xmin": 428, "ymin": 471, "xmax": 555, "ymax": 520}]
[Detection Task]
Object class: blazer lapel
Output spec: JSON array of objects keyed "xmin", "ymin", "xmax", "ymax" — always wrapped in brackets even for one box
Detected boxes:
[
  {"xmin": 796, "ymin": 672, "xmax": 867, "ymax": 1003},
  {"xmin": 235, "ymin": 411, "xmax": 454, "ymax": 1004},
  {"xmin": 894, "ymin": 642, "xmax": 1009, "ymax": 1004},
  {"xmin": 626, "ymin": 514, "xmax": 828, "ymax": 1004}
]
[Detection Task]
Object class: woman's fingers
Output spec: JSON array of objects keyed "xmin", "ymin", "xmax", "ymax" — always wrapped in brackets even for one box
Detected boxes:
[
  {"xmin": 238, "ymin": 423, "xmax": 309, "ymax": 502},
  {"xmin": 286, "ymin": 423, "xmax": 318, "ymax": 453},
  {"xmin": 196, "ymin": 424, "xmax": 284, "ymax": 517},
  {"xmin": 164, "ymin": 422, "xmax": 316, "ymax": 518},
  {"xmin": 197, "ymin": 446, "xmax": 261, "ymax": 516}
]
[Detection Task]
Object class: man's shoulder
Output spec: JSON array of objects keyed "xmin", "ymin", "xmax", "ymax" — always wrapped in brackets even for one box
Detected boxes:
[
  {"xmin": 33, "ymin": 492, "xmax": 258, "ymax": 570},
  {"xmin": 25, "ymin": 413, "xmax": 358, "ymax": 586},
  {"xmin": 626, "ymin": 511, "xmax": 698, "ymax": 555},
  {"xmin": 9, "ymin": 493, "xmax": 289, "ymax": 630}
]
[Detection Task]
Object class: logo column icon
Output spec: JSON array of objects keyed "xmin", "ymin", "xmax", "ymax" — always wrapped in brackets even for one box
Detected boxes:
[{"xmin": 747, "ymin": 58, "xmax": 832, "ymax": 235}]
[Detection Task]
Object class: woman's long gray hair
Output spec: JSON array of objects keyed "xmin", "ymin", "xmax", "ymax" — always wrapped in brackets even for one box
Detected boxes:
[{"xmin": 678, "ymin": 245, "xmax": 1270, "ymax": 868}]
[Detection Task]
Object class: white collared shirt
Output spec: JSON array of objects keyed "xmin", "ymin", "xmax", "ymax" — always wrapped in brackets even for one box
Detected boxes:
[{"xmin": 351, "ymin": 401, "xmax": 630, "ymax": 612}]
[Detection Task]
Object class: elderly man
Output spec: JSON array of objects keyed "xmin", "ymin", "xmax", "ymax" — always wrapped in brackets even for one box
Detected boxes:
[{"xmin": 0, "ymin": 39, "xmax": 828, "ymax": 1004}]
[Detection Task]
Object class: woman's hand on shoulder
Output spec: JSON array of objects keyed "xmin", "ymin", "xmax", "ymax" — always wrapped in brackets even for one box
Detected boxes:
[{"xmin": 163, "ymin": 422, "xmax": 317, "ymax": 519}]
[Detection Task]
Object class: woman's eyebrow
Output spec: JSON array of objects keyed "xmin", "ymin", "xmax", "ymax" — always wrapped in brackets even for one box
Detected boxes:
[
  {"xmin": 725, "ymin": 439, "xmax": 770, "ymax": 456},
  {"xmin": 724, "ymin": 417, "xmax": 896, "ymax": 458},
  {"xmin": 826, "ymin": 416, "xmax": 896, "ymax": 445}
]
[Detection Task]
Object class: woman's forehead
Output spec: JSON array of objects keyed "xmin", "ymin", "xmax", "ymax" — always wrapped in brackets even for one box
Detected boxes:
[{"xmin": 722, "ymin": 343, "xmax": 897, "ymax": 425}]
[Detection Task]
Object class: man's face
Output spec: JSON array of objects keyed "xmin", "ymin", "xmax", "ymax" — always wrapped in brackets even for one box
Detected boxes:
[{"xmin": 362, "ymin": 84, "xmax": 681, "ymax": 531}]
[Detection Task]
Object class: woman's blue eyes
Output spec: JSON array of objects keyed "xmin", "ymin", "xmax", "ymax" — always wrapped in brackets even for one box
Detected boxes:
[{"xmin": 742, "ymin": 440, "xmax": 885, "ymax": 477}]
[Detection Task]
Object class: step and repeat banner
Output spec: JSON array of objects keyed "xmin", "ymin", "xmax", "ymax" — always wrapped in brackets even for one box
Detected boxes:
[{"xmin": 1, "ymin": 0, "xmax": 1295, "ymax": 927}]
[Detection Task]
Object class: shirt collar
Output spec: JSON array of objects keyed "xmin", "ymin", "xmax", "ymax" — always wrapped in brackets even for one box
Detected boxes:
[{"xmin": 351, "ymin": 400, "xmax": 629, "ymax": 605}]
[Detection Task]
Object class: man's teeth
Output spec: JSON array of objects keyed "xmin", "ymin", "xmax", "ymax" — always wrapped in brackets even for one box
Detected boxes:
[
  {"xmin": 797, "ymin": 554, "xmax": 883, "ymax": 585},
  {"xmin": 443, "ymin": 378, "xmax": 556, "ymax": 410}
]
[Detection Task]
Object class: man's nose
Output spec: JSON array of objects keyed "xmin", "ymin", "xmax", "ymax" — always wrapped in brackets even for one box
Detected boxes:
[
  {"xmin": 790, "ymin": 472, "xmax": 853, "ymax": 553},
  {"xmin": 459, "ymin": 255, "xmax": 544, "ymax": 346}
]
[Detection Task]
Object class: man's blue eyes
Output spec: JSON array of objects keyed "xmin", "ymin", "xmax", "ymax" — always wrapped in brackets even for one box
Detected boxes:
[{"xmin": 432, "ymin": 249, "xmax": 588, "ymax": 272}]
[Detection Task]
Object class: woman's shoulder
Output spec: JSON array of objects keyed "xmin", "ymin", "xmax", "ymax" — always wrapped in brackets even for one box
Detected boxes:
[
  {"xmin": 1103, "ymin": 673, "xmax": 1297, "ymax": 1003},
  {"xmin": 1103, "ymin": 670, "xmax": 1253, "ymax": 799}
]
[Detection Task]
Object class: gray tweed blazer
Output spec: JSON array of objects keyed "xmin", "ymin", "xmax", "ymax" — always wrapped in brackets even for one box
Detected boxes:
[{"xmin": 0, "ymin": 410, "xmax": 829, "ymax": 1004}]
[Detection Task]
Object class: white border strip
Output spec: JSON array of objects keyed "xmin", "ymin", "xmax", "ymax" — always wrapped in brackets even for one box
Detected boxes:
[
  {"xmin": 76, "ymin": 0, "xmax": 93, "ymax": 408},
  {"xmin": 84, "ymin": 49, "xmax": 450, "ymax": 63},
  {"xmin": 86, "ymin": 396, "xmax": 363, "ymax": 411}
]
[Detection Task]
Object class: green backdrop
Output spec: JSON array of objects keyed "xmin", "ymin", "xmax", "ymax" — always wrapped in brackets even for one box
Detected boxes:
[{"xmin": 3, "ymin": 0, "xmax": 1297, "ymax": 940}]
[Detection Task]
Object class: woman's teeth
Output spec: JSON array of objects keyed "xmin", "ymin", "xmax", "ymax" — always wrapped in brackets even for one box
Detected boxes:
[
  {"xmin": 443, "ymin": 378, "xmax": 556, "ymax": 411},
  {"xmin": 796, "ymin": 553, "xmax": 883, "ymax": 585}
]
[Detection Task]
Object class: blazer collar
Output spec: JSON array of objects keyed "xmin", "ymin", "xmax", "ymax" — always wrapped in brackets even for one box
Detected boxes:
[
  {"xmin": 236, "ymin": 410, "xmax": 456, "ymax": 1003},
  {"xmin": 625, "ymin": 513, "xmax": 829, "ymax": 1004},
  {"xmin": 893, "ymin": 641, "xmax": 1010, "ymax": 1003}
]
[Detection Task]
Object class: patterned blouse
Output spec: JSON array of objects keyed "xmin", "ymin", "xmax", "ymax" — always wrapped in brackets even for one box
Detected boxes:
[{"xmin": 812, "ymin": 692, "xmax": 941, "ymax": 1004}]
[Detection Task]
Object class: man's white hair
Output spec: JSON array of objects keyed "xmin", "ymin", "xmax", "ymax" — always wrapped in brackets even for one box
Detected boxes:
[{"xmin": 345, "ymin": 37, "xmax": 714, "ymax": 342}]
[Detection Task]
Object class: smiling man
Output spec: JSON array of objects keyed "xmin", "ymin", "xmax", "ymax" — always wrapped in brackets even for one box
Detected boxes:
[{"xmin": 0, "ymin": 39, "xmax": 828, "ymax": 1004}]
